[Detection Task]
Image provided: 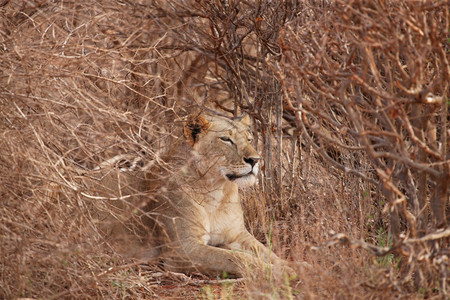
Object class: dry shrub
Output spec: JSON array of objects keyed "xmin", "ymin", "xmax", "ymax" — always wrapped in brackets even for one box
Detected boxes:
[
  {"xmin": 272, "ymin": 1, "xmax": 449, "ymax": 297},
  {"xmin": 0, "ymin": 1, "xmax": 187, "ymax": 298},
  {"xmin": 1, "ymin": 0, "xmax": 448, "ymax": 299}
]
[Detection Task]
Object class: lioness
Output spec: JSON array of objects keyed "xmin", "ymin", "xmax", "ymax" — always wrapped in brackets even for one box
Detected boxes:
[
  {"xmin": 143, "ymin": 113, "xmax": 292, "ymax": 276},
  {"xmin": 47, "ymin": 113, "xmax": 292, "ymax": 277}
]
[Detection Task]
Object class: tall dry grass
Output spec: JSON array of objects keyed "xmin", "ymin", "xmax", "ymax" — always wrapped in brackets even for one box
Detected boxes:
[{"xmin": 1, "ymin": 0, "xmax": 448, "ymax": 299}]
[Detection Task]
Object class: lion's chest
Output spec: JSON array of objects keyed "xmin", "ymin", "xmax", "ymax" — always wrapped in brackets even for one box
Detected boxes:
[{"xmin": 200, "ymin": 190, "xmax": 244, "ymax": 247}]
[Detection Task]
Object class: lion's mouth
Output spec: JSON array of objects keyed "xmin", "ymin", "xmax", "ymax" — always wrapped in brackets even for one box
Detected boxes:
[{"xmin": 226, "ymin": 172, "xmax": 254, "ymax": 181}]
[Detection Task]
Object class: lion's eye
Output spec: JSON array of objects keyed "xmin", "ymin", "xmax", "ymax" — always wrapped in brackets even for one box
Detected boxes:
[{"xmin": 220, "ymin": 137, "xmax": 234, "ymax": 144}]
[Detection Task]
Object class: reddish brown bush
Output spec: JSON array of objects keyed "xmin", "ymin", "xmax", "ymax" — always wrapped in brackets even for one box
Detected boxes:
[{"xmin": 1, "ymin": 0, "xmax": 448, "ymax": 298}]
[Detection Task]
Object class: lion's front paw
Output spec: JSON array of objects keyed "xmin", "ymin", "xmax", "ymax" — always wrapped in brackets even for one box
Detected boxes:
[
  {"xmin": 270, "ymin": 261, "xmax": 297, "ymax": 279},
  {"xmin": 294, "ymin": 260, "xmax": 313, "ymax": 270}
]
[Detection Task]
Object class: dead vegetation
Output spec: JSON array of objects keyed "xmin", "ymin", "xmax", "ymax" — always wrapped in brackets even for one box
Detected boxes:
[{"xmin": 0, "ymin": 0, "xmax": 448, "ymax": 299}]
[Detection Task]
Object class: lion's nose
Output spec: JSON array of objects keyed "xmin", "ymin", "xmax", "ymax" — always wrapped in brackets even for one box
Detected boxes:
[{"xmin": 244, "ymin": 156, "xmax": 260, "ymax": 168}]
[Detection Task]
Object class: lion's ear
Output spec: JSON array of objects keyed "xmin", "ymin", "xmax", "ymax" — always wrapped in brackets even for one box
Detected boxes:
[
  {"xmin": 184, "ymin": 114, "xmax": 210, "ymax": 147},
  {"xmin": 234, "ymin": 114, "xmax": 251, "ymax": 127},
  {"xmin": 240, "ymin": 114, "xmax": 251, "ymax": 126}
]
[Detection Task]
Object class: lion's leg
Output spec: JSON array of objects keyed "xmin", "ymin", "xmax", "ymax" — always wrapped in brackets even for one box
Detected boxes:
[
  {"xmin": 163, "ymin": 239, "xmax": 271, "ymax": 277},
  {"xmin": 232, "ymin": 231, "xmax": 285, "ymax": 264},
  {"xmin": 228, "ymin": 231, "xmax": 298, "ymax": 277}
]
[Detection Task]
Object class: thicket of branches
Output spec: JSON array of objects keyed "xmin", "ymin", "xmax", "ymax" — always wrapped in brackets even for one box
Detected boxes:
[
  {"xmin": 157, "ymin": 0, "xmax": 449, "ymax": 290},
  {"xmin": 1, "ymin": 0, "xmax": 448, "ymax": 298}
]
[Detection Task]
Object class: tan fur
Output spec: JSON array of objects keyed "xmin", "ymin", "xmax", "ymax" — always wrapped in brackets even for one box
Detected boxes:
[
  {"xmin": 144, "ymin": 114, "xmax": 291, "ymax": 276},
  {"xmin": 45, "ymin": 114, "xmax": 292, "ymax": 277}
]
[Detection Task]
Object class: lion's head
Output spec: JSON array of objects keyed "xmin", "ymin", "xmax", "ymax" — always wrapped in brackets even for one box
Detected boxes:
[{"xmin": 184, "ymin": 114, "xmax": 260, "ymax": 188}]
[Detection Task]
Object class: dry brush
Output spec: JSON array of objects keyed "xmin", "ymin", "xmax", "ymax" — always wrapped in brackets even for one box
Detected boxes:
[{"xmin": 1, "ymin": 0, "xmax": 448, "ymax": 299}]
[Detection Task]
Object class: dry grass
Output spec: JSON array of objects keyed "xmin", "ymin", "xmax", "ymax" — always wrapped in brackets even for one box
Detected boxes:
[{"xmin": 1, "ymin": 0, "xmax": 448, "ymax": 299}]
